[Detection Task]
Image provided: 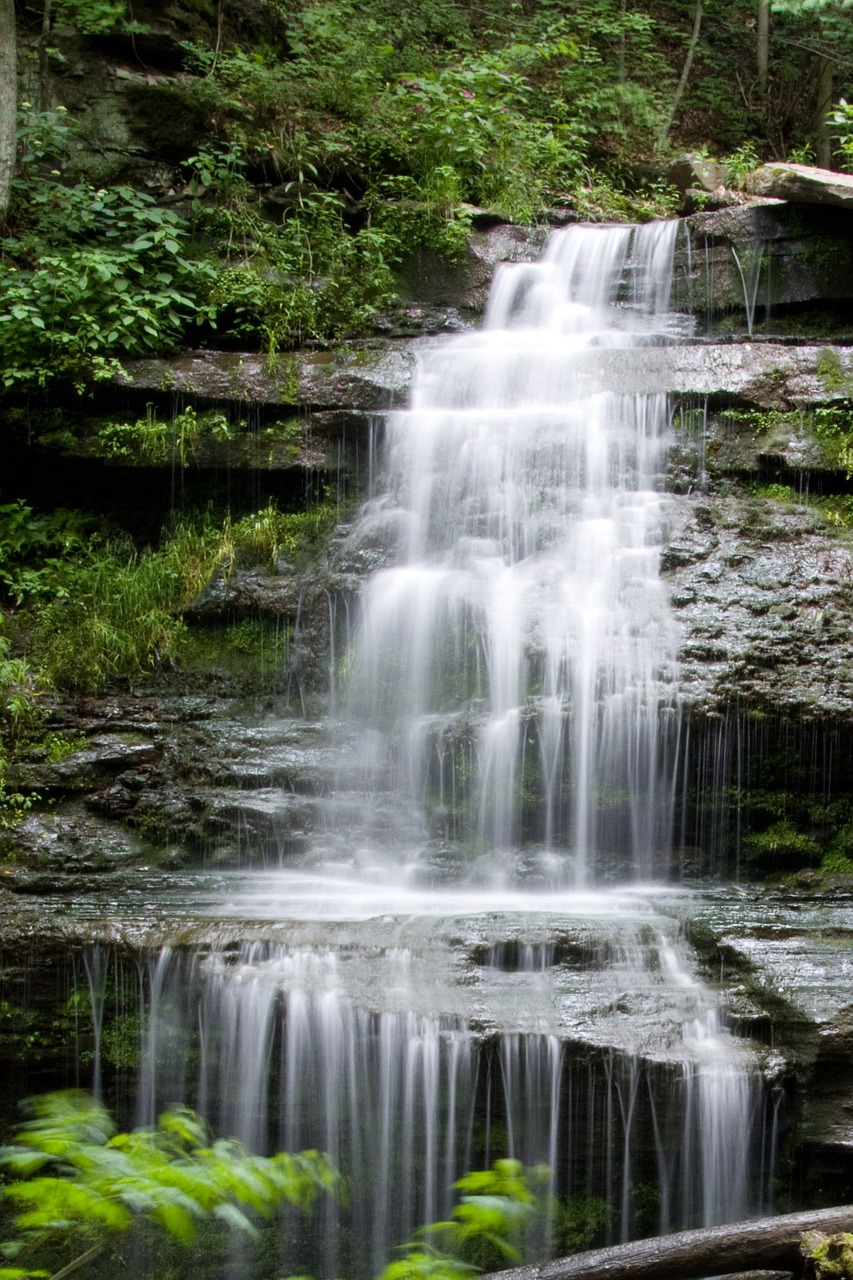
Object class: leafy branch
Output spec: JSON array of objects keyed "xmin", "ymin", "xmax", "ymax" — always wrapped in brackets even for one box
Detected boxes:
[{"xmin": 0, "ymin": 1092, "xmax": 338, "ymax": 1280}]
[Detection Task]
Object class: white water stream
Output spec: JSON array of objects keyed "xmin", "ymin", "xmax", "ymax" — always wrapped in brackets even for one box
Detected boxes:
[{"xmin": 341, "ymin": 222, "xmax": 682, "ymax": 883}]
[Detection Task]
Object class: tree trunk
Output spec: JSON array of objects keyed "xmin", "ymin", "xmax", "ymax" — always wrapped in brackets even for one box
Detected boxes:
[
  {"xmin": 655, "ymin": 0, "xmax": 703, "ymax": 151},
  {"xmin": 816, "ymin": 54, "xmax": 834, "ymax": 168},
  {"xmin": 39, "ymin": 0, "xmax": 53, "ymax": 111},
  {"xmin": 479, "ymin": 1205, "xmax": 853, "ymax": 1280},
  {"xmin": 0, "ymin": 0, "xmax": 16, "ymax": 224},
  {"xmin": 757, "ymin": 0, "xmax": 769, "ymax": 95},
  {"xmin": 618, "ymin": 0, "xmax": 626, "ymax": 82}
]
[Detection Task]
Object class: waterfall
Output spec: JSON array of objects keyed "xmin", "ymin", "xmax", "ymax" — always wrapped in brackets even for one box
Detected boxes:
[
  {"xmin": 14, "ymin": 222, "xmax": 783, "ymax": 1280},
  {"xmin": 341, "ymin": 222, "xmax": 683, "ymax": 884},
  {"xmin": 114, "ymin": 225, "xmax": 772, "ymax": 1276},
  {"xmin": 122, "ymin": 935, "xmax": 774, "ymax": 1279}
]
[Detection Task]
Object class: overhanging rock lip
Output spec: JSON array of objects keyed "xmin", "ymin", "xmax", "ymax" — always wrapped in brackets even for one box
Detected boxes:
[
  {"xmin": 119, "ymin": 342, "xmax": 421, "ymax": 410},
  {"xmin": 119, "ymin": 343, "xmax": 853, "ymax": 414}
]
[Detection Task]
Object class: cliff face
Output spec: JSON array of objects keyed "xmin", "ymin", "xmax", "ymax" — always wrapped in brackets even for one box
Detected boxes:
[
  {"xmin": 8, "ymin": 196, "xmax": 853, "ymax": 878},
  {"xmin": 8, "ymin": 8, "xmax": 853, "ymax": 887}
]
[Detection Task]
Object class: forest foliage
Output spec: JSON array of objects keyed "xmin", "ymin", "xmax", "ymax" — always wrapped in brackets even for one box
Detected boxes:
[
  {"xmin": 0, "ymin": 1095, "xmax": 557, "ymax": 1280},
  {"xmin": 1, "ymin": 0, "xmax": 853, "ymax": 384},
  {"xmin": 0, "ymin": 1091, "xmax": 338, "ymax": 1280}
]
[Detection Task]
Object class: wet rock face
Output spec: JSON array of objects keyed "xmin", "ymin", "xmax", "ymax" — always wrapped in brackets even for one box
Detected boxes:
[
  {"xmin": 580, "ymin": 344, "xmax": 853, "ymax": 410},
  {"xmin": 662, "ymin": 494, "xmax": 853, "ymax": 718},
  {"xmin": 121, "ymin": 344, "xmax": 418, "ymax": 410},
  {"xmin": 678, "ymin": 203, "xmax": 853, "ymax": 314},
  {"xmin": 392, "ymin": 224, "xmax": 547, "ymax": 315},
  {"xmin": 668, "ymin": 152, "xmax": 729, "ymax": 196},
  {"xmin": 0, "ymin": 693, "xmax": 356, "ymax": 890},
  {"xmin": 684, "ymin": 892, "xmax": 853, "ymax": 1192}
]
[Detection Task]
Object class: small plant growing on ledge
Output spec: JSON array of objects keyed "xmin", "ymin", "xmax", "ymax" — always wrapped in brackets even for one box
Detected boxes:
[{"xmin": 802, "ymin": 1229, "xmax": 853, "ymax": 1278}]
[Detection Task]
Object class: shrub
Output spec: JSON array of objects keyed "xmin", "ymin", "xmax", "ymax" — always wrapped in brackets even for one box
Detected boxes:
[
  {"xmin": 225, "ymin": 496, "xmax": 340, "ymax": 571},
  {"xmin": 0, "ymin": 107, "xmax": 214, "ymax": 389}
]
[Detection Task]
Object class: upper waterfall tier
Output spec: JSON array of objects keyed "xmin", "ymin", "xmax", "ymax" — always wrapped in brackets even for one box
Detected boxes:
[{"xmin": 340, "ymin": 222, "xmax": 684, "ymax": 885}]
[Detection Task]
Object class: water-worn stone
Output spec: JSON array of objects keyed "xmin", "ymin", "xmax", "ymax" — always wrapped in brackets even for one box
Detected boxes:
[
  {"xmin": 0, "ymin": 696, "xmax": 349, "ymax": 871},
  {"xmin": 5, "ymin": 802, "xmax": 148, "ymax": 882},
  {"xmin": 686, "ymin": 893, "xmax": 853, "ymax": 1166},
  {"xmin": 119, "ymin": 342, "xmax": 853, "ymax": 417},
  {"xmin": 6, "ymin": 735, "xmax": 162, "ymax": 797},
  {"xmin": 668, "ymin": 152, "xmax": 730, "ymax": 195},
  {"xmin": 571, "ymin": 343, "xmax": 853, "ymax": 409},
  {"xmin": 120, "ymin": 344, "xmax": 418, "ymax": 409}
]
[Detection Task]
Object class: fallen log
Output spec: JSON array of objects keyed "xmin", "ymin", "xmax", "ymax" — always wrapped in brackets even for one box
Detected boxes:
[{"xmin": 480, "ymin": 1206, "xmax": 853, "ymax": 1280}]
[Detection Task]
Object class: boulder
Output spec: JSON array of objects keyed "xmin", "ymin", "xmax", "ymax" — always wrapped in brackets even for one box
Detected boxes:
[
  {"xmin": 394, "ymin": 223, "xmax": 546, "ymax": 313},
  {"xmin": 668, "ymin": 151, "xmax": 729, "ymax": 195},
  {"xmin": 679, "ymin": 202, "xmax": 853, "ymax": 314},
  {"xmin": 745, "ymin": 162, "xmax": 853, "ymax": 208}
]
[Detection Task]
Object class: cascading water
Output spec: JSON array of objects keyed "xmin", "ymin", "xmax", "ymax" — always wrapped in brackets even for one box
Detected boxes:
[
  {"xmin": 75, "ymin": 919, "xmax": 776, "ymax": 1280},
  {"xmin": 13, "ymin": 223, "xmax": 785, "ymax": 1280},
  {"xmin": 341, "ymin": 222, "xmax": 682, "ymax": 883}
]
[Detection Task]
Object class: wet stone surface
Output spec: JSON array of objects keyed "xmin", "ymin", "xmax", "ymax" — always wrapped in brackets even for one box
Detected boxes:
[
  {"xmin": 662, "ymin": 492, "xmax": 853, "ymax": 716},
  {"xmin": 1, "ymin": 697, "xmax": 352, "ymax": 886},
  {"xmin": 682, "ymin": 892, "xmax": 853, "ymax": 1152}
]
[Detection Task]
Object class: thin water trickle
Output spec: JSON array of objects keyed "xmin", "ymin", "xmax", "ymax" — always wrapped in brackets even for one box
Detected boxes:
[{"xmin": 730, "ymin": 241, "xmax": 766, "ymax": 338}]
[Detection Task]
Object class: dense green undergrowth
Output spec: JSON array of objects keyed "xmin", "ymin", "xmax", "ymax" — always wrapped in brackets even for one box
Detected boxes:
[
  {"xmin": 0, "ymin": 1091, "xmax": 338, "ymax": 1280},
  {"xmin": 0, "ymin": 494, "xmax": 338, "ymax": 824},
  {"xmin": 0, "ymin": 1091, "xmax": 617, "ymax": 1280},
  {"xmin": 3, "ymin": 0, "xmax": 852, "ymax": 387}
]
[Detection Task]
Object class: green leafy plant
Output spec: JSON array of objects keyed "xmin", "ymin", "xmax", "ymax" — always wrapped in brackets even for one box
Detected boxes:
[
  {"xmin": 724, "ymin": 140, "xmax": 760, "ymax": 187},
  {"xmin": 556, "ymin": 1194, "xmax": 611, "ymax": 1254},
  {"xmin": 226, "ymin": 496, "xmax": 339, "ymax": 571},
  {"xmin": 820, "ymin": 850, "xmax": 853, "ymax": 876},
  {"xmin": 574, "ymin": 171, "xmax": 680, "ymax": 222},
  {"xmin": 51, "ymin": 0, "xmax": 146, "ymax": 35},
  {"xmin": 389, "ymin": 58, "xmax": 571, "ymax": 222},
  {"xmin": 744, "ymin": 819, "xmax": 821, "ymax": 869},
  {"xmin": 787, "ymin": 141, "xmax": 816, "ymax": 164},
  {"xmin": 180, "ymin": 619, "xmax": 293, "ymax": 695},
  {"xmin": 828, "ymin": 98, "xmax": 853, "ymax": 169},
  {"xmin": 0, "ymin": 636, "xmax": 43, "ymax": 830},
  {"xmin": 199, "ymin": 178, "xmax": 397, "ymax": 350},
  {"xmin": 379, "ymin": 1159, "xmax": 548, "ymax": 1280},
  {"xmin": 803, "ymin": 1230, "xmax": 853, "ymax": 1278},
  {"xmin": 95, "ymin": 406, "xmax": 232, "ymax": 467},
  {"xmin": 0, "ymin": 493, "xmax": 340, "ymax": 698},
  {"xmin": 0, "ymin": 502, "xmax": 92, "ymax": 607},
  {"xmin": 0, "ymin": 637, "xmax": 40, "ymax": 741},
  {"xmin": 0, "ymin": 1091, "xmax": 337, "ymax": 1280},
  {"xmin": 1, "ymin": 110, "xmax": 214, "ymax": 389}
]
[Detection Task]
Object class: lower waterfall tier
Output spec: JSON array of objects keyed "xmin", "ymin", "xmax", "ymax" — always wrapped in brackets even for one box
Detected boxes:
[{"xmin": 2, "ymin": 891, "xmax": 793, "ymax": 1280}]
